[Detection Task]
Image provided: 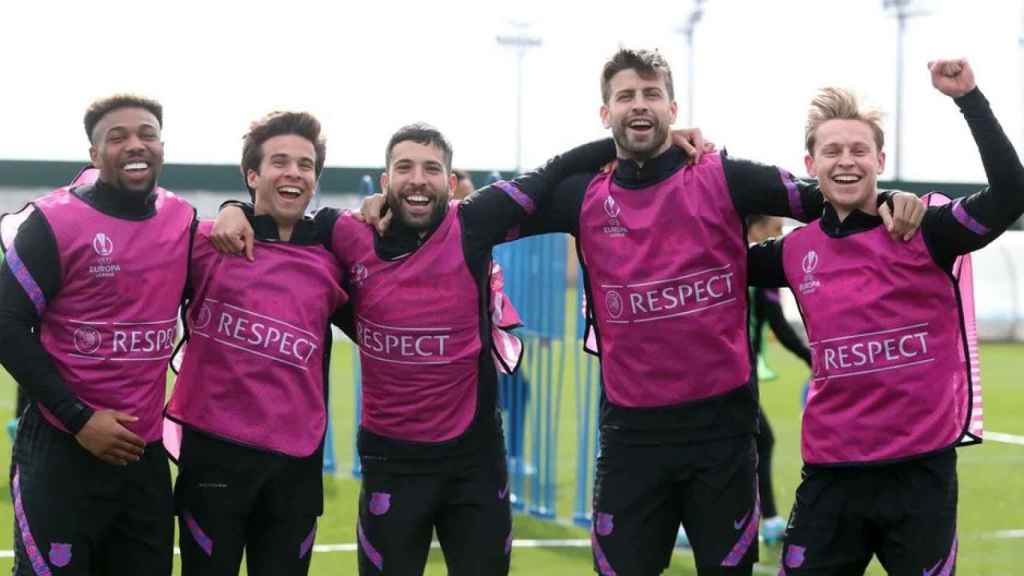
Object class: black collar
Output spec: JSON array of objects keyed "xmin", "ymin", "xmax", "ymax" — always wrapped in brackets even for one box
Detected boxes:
[
  {"xmin": 73, "ymin": 179, "xmax": 157, "ymax": 220},
  {"xmin": 819, "ymin": 203, "xmax": 883, "ymax": 238},
  {"xmin": 251, "ymin": 213, "xmax": 320, "ymax": 245},
  {"xmin": 613, "ymin": 146, "xmax": 689, "ymax": 189}
]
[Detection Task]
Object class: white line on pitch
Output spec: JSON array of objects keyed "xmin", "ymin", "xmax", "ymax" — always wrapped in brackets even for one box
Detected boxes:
[
  {"xmin": 984, "ymin": 530, "xmax": 1024, "ymax": 539},
  {"xmin": 985, "ymin": 431, "xmax": 1024, "ymax": 446}
]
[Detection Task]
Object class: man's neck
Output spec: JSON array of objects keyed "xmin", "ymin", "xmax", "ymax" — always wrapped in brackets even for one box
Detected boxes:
[
  {"xmin": 615, "ymin": 139, "xmax": 672, "ymax": 168},
  {"xmin": 833, "ymin": 190, "xmax": 879, "ymax": 222},
  {"xmin": 85, "ymin": 178, "xmax": 156, "ymax": 218},
  {"xmin": 96, "ymin": 177, "xmax": 155, "ymax": 196},
  {"xmin": 254, "ymin": 206, "xmax": 296, "ymax": 241}
]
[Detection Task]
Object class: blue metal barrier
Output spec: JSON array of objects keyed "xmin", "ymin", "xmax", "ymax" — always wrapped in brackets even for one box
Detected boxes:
[
  {"xmin": 494, "ymin": 232, "xmax": 567, "ymax": 519},
  {"xmin": 322, "ymin": 419, "xmax": 337, "ymax": 474},
  {"xmin": 573, "ymin": 273, "xmax": 601, "ymax": 527},
  {"xmin": 340, "ymin": 175, "xmax": 377, "ymax": 478}
]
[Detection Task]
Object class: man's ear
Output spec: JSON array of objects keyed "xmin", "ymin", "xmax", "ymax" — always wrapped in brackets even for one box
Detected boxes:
[
  {"xmin": 246, "ymin": 168, "xmax": 261, "ymax": 192},
  {"xmin": 600, "ymin": 104, "xmax": 611, "ymax": 129}
]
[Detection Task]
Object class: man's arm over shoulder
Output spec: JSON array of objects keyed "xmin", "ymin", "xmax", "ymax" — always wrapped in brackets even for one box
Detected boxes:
[
  {"xmin": 723, "ymin": 155, "xmax": 824, "ymax": 222},
  {"xmin": 459, "ymin": 139, "xmax": 616, "ymax": 247},
  {"xmin": 0, "ymin": 210, "xmax": 94, "ymax": 433}
]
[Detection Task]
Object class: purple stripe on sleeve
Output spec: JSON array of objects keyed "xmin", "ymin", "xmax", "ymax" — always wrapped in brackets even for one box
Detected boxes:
[
  {"xmin": 183, "ymin": 511, "xmax": 213, "ymax": 556},
  {"xmin": 493, "ymin": 180, "xmax": 535, "ymax": 215},
  {"xmin": 5, "ymin": 245, "xmax": 46, "ymax": 317},
  {"xmin": 299, "ymin": 520, "xmax": 317, "ymax": 559},
  {"xmin": 952, "ymin": 200, "xmax": 990, "ymax": 235},
  {"xmin": 357, "ymin": 521, "xmax": 383, "ymax": 571},
  {"xmin": 779, "ymin": 169, "xmax": 804, "ymax": 222},
  {"xmin": 13, "ymin": 468, "xmax": 53, "ymax": 576}
]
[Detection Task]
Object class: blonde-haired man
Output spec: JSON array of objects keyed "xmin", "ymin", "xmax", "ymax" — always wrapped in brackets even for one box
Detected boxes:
[{"xmin": 748, "ymin": 59, "xmax": 1024, "ymax": 575}]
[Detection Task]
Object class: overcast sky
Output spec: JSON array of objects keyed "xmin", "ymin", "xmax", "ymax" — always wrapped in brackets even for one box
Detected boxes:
[{"xmin": 2, "ymin": 0, "xmax": 1021, "ymax": 184}]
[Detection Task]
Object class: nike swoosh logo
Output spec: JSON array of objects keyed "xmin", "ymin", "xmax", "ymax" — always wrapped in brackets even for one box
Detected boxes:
[
  {"xmin": 734, "ymin": 510, "xmax": 751, "ymax": 530},
  {"xmin": 498, "ymin": 485, "xmax": 510, "ymax": 500},
  {"xmin": 922, "ymin": 558, "xmax": 943, "ymax": 576}
]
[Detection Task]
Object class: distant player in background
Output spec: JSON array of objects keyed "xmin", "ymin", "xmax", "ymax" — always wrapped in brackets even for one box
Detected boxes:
[
  {"xmin": 453, "ymin": 168, "xmax": 476, "ymax": 201},
  {"xmin": 678, "ymin": 214, "xmax": 812, "ymax": 549},
  {"xmin": 746, "ymin": 214, "xmax": 812, "ymax": 544}
]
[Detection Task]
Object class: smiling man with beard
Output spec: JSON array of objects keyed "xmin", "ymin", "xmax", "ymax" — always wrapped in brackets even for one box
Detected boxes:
[
  {"xmin": 382, "ymin": 131, "xmax": 452, "ymax": 234},
  {"xmin": 0, "ymin": 94, "xmax": 196, "ymax": 576},
  {"xmin": 320, "ymin": 124, "xmax": 624, "ymax": 576}
]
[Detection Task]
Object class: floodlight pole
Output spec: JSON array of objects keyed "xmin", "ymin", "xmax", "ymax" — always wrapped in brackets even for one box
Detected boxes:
[
  {"xmin": 883, "ymin": 0, "xmax": 925, "ymax": 182},
  {"xmin": 497, "ymin": 26, "xmax": 542, "ymax": 173},
  {"xmin": 677, "ymin": 0, "xmax": 707, "ymax": 126}
]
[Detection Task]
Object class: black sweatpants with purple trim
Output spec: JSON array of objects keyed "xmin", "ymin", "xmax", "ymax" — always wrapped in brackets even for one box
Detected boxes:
[
  {"xmin": 591, "ymin": 433, "xmax": 759, "ymax": 576},
  {"xmin": 174, "ymin": 427, "xmax": 322, "ymax": 576},
  {"xmin": 11, "ymin": 403, "xmax": 173, "ymax": 576},
  {"xmin": 779, "ymin": 450, "xmax": 959, "ymax": 576},
  {"xmin": 357, "ymin": 455, "xmax": 512, "ymax": 575}
]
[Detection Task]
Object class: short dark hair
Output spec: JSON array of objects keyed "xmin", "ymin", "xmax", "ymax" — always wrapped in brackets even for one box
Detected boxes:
[
  {"xmin": 83, "ymin": 94, "xmax": 163, "ymax": 144},
  {"xmin": 241, "ymin": 111, "xmax": 327, "ymax": 194},
  {"xmin": 600, "ymin": 49, "xmax": 675, "ymax": 104},
  {"xmin": 385, "ymin": 123, "xmax": 453, "ymax": 172}
]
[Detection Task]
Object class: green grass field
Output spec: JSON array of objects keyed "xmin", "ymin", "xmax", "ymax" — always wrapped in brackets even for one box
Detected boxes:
[{"xmin": 0, "ymin": 336, "xmax": 1020, "ymax": 574}]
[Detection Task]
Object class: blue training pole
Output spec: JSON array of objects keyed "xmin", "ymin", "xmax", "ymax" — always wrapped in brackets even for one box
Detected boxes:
[{"xmin": 348, "ymin": 174, "xmax": 376, "ymax": 479}]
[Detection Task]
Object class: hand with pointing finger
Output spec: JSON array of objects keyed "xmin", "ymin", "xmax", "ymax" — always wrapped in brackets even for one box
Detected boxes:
[{"xmin": 879, "ymin": 191, "xmax": 925, "ymax": 242}]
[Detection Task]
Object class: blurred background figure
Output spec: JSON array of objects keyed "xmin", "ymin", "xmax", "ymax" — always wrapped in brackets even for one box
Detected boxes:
[
  {"xmin": 746, "ymin": 214, "xmax": 812, "ymax": 545},
  {"xmin": 453, "ymin": 169, "xmax": 476, "ymax": 201}
]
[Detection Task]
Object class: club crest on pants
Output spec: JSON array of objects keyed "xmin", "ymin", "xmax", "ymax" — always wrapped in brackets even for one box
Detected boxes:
[
  {"xmin": 49, "ymin": 543, "xmax": 72, "ymax": 567},
  {"xmin": 785, "ymin": 544, "xmax": 806, "ymax": 568},
  {"xmin": 595, "ymin": 512, "xmax": 614, "ymax": 536},
  {"xmin": 369, "ymin": 492, "xmax": 391, "ymax": 516}
]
